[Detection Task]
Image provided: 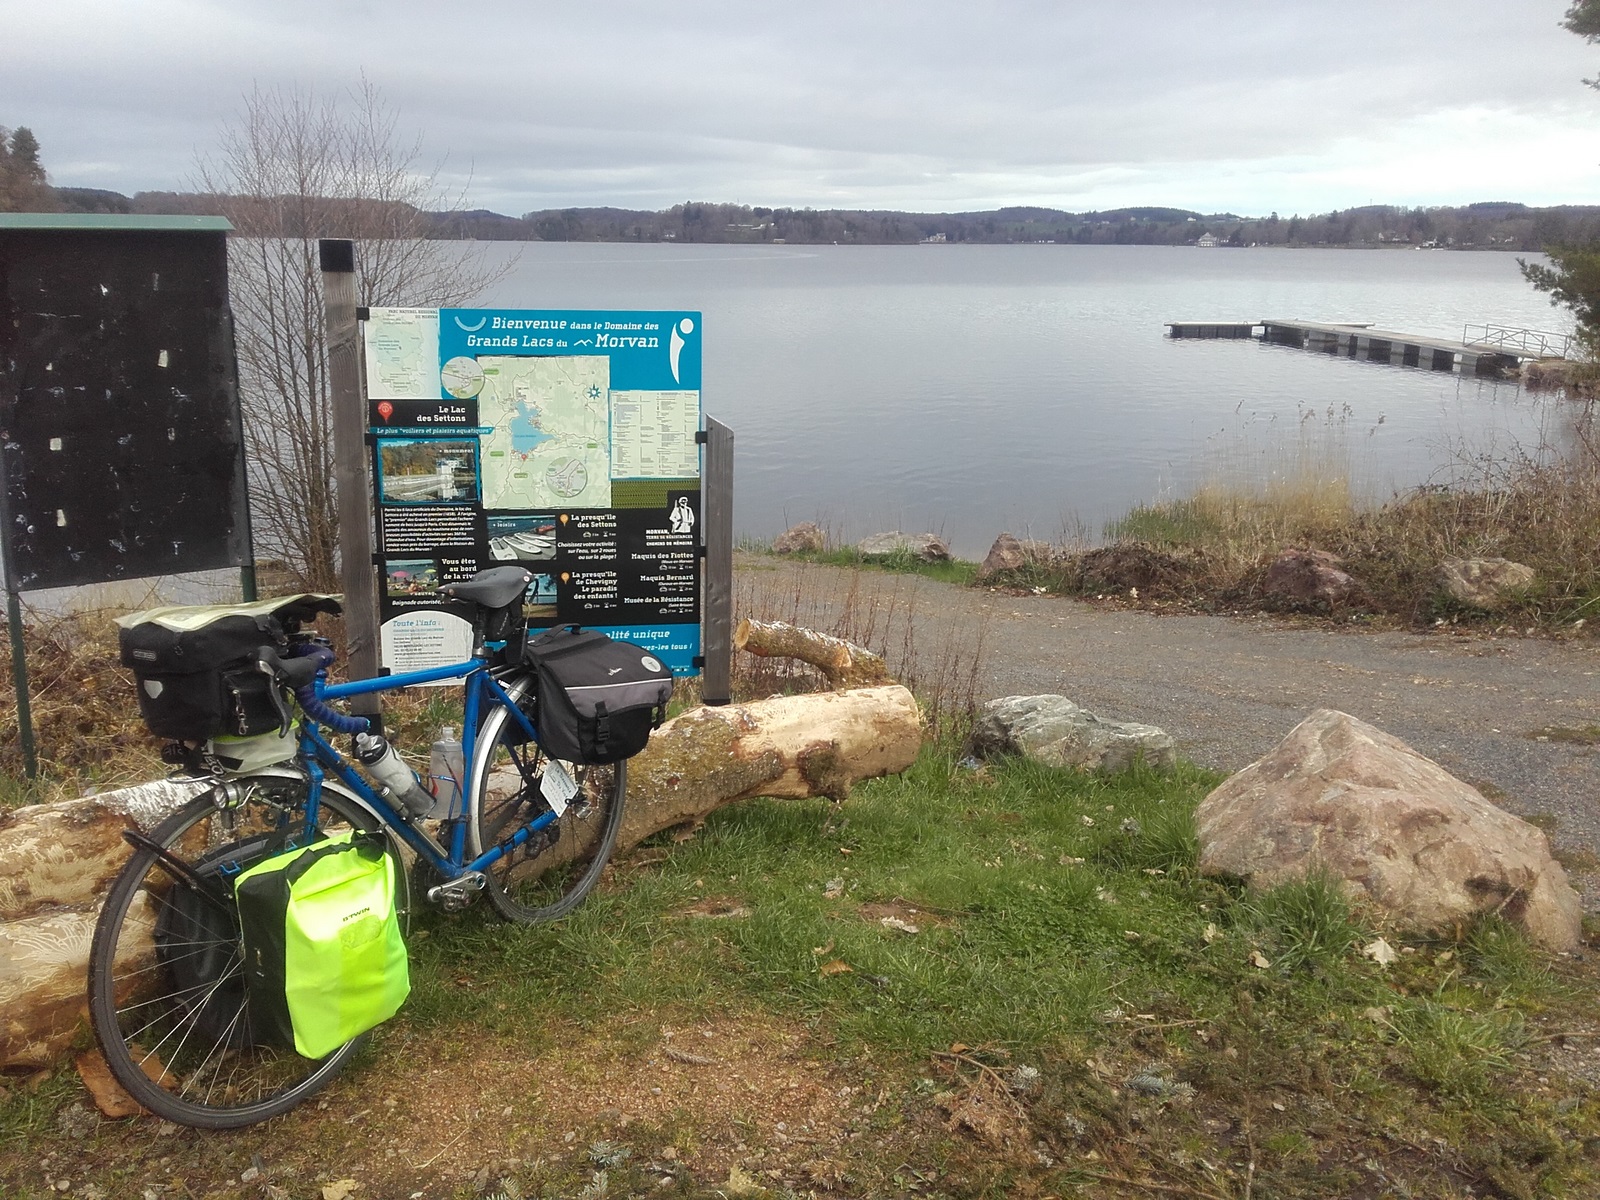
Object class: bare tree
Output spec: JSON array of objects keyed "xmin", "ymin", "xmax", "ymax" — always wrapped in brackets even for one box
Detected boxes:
[{"xmin": 198, "ymin": 81, "xmax": 507, "ymax": 592}]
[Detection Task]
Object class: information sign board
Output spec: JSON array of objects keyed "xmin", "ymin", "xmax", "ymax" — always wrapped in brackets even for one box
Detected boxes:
[
  {"xmin": 361, "ymin": 307, "xmax": 703, "ymax": 675},
  {"xmin": 0, "ymin": 217, "xmax": 250, "ymax": 592}
]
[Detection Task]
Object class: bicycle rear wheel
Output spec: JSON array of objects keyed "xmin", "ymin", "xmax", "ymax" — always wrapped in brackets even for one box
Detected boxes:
[
  {"xmin": 86, "ymin": 776, "xmax": 407, "ymax": 1129},
  {"xmin": 467, "ymin": 692, "xmax": 626, "ymax": 924}
]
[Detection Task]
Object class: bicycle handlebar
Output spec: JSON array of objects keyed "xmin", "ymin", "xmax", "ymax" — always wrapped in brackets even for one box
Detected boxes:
[{"xmin": 259, "ymin": 643, "xmax": 372, "ymax": 736}]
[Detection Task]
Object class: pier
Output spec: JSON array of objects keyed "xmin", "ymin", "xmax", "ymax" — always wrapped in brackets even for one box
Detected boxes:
[{"xmin": 1166, "ymin": 319, "xmax": 1567, "ymax": 376}]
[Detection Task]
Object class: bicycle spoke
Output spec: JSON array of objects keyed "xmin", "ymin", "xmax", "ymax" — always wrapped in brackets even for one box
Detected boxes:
[{"xmin": 89, "ymin": 784, "xmax": 404, "ymax": 1127}]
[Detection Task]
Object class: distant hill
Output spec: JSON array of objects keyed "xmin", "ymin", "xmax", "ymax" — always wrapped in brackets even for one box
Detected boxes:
[{"xmin": 41, "ymin": 188, "xmax": 1600, "ymax": 251}]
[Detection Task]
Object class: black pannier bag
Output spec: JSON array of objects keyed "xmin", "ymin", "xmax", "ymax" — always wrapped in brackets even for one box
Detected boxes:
[
  {"xmin": 523, "ymin": 625, "xmax": 674, "ymax": 763},
  {"xmin": 151, "ymin": 830, "xmax": 286, "ymax": 1050},
  {"xmin": 116, "ymin": 603, "xmax": 291, "ymax": 742}
]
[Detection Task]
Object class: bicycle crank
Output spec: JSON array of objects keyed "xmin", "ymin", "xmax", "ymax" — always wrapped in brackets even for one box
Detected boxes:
[{"xmin": 427, "ymin": 871, "xmax": 488, "ymax": 911}]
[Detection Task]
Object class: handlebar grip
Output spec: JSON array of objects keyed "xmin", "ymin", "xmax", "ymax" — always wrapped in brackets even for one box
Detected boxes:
[
  {"xmin": 295, "ymin": 685, "xmax": 370, "ymax": 735},
  {"xmin": 257, "ymin": 645, "xmax": 321, "ymax": 690}
]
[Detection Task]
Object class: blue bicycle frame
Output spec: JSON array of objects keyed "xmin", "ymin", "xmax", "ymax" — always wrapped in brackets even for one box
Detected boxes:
[{"xmin": 292, "ymin": 653, "xmax": 550, "ymax": 882}]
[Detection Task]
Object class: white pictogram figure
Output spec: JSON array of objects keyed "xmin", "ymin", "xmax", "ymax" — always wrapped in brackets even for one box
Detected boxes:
[{"xmin": 669, "ymin": 496, "xmax": 695, "ymax": 534}]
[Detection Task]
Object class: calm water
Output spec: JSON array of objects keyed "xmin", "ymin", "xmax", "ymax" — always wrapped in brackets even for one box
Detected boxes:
[{"xmin": 478, "ymin": 243, "xmax": 1570, "ymax": 558}]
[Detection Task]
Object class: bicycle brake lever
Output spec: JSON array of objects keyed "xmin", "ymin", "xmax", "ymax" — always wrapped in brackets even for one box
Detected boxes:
[{"xmin": 256, "ymin": 652, "xmax": 297, "ymax": 735}]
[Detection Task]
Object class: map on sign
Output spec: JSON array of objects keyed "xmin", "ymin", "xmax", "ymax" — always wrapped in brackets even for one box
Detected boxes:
[
  {"xmin": 364, "ymin": 309, "xmax": 441, "ymax": 400},
  {"xmin": 478, "ymin": 355, "xmax": 611, "ymax": 509},
  {"xmin": 440, "ymin": 355, "xmax": 484, "ymax": 399}
]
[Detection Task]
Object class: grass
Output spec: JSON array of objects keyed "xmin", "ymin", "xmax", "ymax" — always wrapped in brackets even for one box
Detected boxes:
[
  {"xmin": 6, "ymin": 546, "xmax": 1600, "ymax": 1195},
  {"xmin": 775, "ymin": 544, "xmax": 979, "ymax": 588},
  {"xmin": 6, "ymin": 742, "xmax": 1600, "ymax": 1198}
]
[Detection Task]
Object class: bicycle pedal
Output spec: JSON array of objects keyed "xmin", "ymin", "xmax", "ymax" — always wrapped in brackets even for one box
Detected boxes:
[{"xmin": 427, "ymin": 871, "xmax": 487, "ymax": 910}]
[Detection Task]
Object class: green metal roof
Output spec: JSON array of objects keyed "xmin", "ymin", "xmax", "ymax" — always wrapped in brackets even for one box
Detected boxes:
[{"xmin": 0, "ymin": 213, "xmax": 233, "ymax": 232}]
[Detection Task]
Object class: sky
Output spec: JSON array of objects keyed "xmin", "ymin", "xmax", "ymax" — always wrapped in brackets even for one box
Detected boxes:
[{"xmin": 3, "ymin": 0, "xmax": 1597, "ymax": 217}]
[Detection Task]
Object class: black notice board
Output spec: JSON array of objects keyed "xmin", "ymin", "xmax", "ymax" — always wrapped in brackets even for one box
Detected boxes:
[{"xmin": 0, "ymin": 226, "xmax": 250, "ymax": 591}]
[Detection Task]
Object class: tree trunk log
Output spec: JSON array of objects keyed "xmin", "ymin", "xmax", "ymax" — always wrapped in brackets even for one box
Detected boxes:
[
  {"xmin": 733, "ymin": 618, "xmax": 890, "ymax": 688},
  {"xmin": 482, "ymin": 685, "xmax": 922, "ymax": 869},
  {"xmin": 619, "ymin": 684, "xmax": 921, "ymax": 849}
]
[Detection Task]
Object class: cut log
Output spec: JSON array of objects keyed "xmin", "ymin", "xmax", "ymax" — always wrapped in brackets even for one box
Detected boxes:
[
  {"xmin": 733, "ymin": 618, "xmax": 890, "ymax": 688},
  {"xmin": 620, "ymin": 684, "xmax": 922, "ymax": 848},
  {"xmin": 481, "ymin": 685, "xmax": 923, "ymax": 869}
]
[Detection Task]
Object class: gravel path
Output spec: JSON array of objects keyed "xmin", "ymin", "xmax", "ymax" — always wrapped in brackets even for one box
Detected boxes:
[{"xmin": 738, "ymin": 555, "xmax": 1600, "ymax": 877}]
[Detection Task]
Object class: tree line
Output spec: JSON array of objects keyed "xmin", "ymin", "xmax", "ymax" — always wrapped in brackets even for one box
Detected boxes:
[
  {"xmin": 36, "ymin": 187, "xmax": 1600, "ymax": 251},
  {"xmin": 9, "ymin": 116, "xmax": 1595, "ymax": 252}
]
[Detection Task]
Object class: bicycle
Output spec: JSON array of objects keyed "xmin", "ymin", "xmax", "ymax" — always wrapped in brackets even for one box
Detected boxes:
[{"xmin": 87, "ymin": 566, "xmax": 629, "ymax": 1128}]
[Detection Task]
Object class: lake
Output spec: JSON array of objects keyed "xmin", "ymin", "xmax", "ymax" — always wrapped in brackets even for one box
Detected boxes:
[{"xmin": 482, "ymin": 243, "xmax": 1566, "ymax": 559}]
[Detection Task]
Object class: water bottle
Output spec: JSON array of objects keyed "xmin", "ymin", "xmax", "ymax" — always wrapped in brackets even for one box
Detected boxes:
[
  {"xmin": 354, "ymin": 731, "xmax": 434, "ymax": 817},
  {"xmin": 428, "ymin": 725, "xmax": 465, "ymax": 819}
]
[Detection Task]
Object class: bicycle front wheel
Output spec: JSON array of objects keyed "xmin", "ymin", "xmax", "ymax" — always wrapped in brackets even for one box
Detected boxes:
[
  {"xmin": 86, "ymin": 776, "xmax": 408, "ymax": 1129},
  {"xmin": 467, "ymin": 691, "xmax": 626, "ymax": 924}
]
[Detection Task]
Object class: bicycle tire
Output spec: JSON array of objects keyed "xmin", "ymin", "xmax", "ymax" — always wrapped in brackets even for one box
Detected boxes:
[
  {"xmin": 86, "ymin": 775, "xmax": 409, "ymax": 1129},
  {"xmin": 466, "ymin": 686, "xmax": 627, "ymax": 924}
]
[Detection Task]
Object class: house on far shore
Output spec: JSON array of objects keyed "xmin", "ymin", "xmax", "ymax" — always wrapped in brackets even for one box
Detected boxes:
[{"xmin": 1196, "ymin": 232, "xmax": 1222, "ymax": 248}]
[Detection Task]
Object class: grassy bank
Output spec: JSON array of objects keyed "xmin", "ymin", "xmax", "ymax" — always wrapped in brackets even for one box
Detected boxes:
[
  {"xmin": 1092, "ymin": 455, "xmax": 1600, "ymax": 628},
  {"xmin": 5, "ymin": 742, "xmax": 1598, "ymax": 1198},
  {"xmin": 747, "ymin": 543, "xmax": 979, "ymax": 589},
  {"xmin": 1030, "ymin": 408, "xmax": 1600, "ymax": 629}
]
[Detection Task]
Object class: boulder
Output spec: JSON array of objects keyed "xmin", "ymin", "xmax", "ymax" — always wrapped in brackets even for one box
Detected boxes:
[
  {"xmin": 857, "ymin": 531, "xmax": 951, "ymax": 562},
  {"xmin": 1263, "ymin": 548, "xmax": 1355, "ymax": 606},
  {"xmin": 971, "ymin": 695, "xmax": 1175, "ymax": 773},
  {"xmin": 976, "ymin": 533, "xmax": 1054, "ymax": 582},
  {"xmin": 1196, "ymin": 709, "xmax": 1582, "ymax": 951},
  {"xmin": 772, "ymin": 522, "xmax": 825, "ymax": 555},
  {"xmin": 1440, "ymin": 556, "xmax": 1535, "ymax": 610}
]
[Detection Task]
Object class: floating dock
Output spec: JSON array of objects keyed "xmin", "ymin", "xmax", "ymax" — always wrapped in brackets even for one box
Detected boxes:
[{"xmin": 1166, "ymin": 319, "xmax": 1561, "ymax": 376}]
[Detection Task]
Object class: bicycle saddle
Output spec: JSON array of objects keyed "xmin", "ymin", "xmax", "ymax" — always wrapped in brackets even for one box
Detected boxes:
[{"xmin": 440, "ymin": 565, "xmax": 533, "ymax": 609}]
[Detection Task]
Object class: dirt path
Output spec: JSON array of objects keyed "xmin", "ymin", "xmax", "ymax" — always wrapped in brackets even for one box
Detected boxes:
[{"xmin": 738, "ymin": 555, "xmax": 1600, "ymax": 876}]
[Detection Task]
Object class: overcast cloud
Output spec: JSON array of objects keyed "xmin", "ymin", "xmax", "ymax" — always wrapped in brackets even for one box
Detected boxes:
[{"xmin": 3, "ymin": 0, "xmax": 1595, "ymax": 215}]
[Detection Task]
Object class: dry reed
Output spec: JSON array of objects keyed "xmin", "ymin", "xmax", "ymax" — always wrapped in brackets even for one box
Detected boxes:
[{"xmin": 733, "ymin": 556, "xmax": 989, "ymax": 736}]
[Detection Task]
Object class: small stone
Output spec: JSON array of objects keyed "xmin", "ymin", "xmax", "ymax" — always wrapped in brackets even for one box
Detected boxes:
[{"xmin": 976, "ymin": 532, "xmax": 1054, "ymax": 581}]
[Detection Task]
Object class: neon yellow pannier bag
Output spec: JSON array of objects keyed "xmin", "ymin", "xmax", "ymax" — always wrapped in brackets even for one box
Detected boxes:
[{"xmin": 234, "ymin": 830, "xmax": 409, "ymax": 1059}]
